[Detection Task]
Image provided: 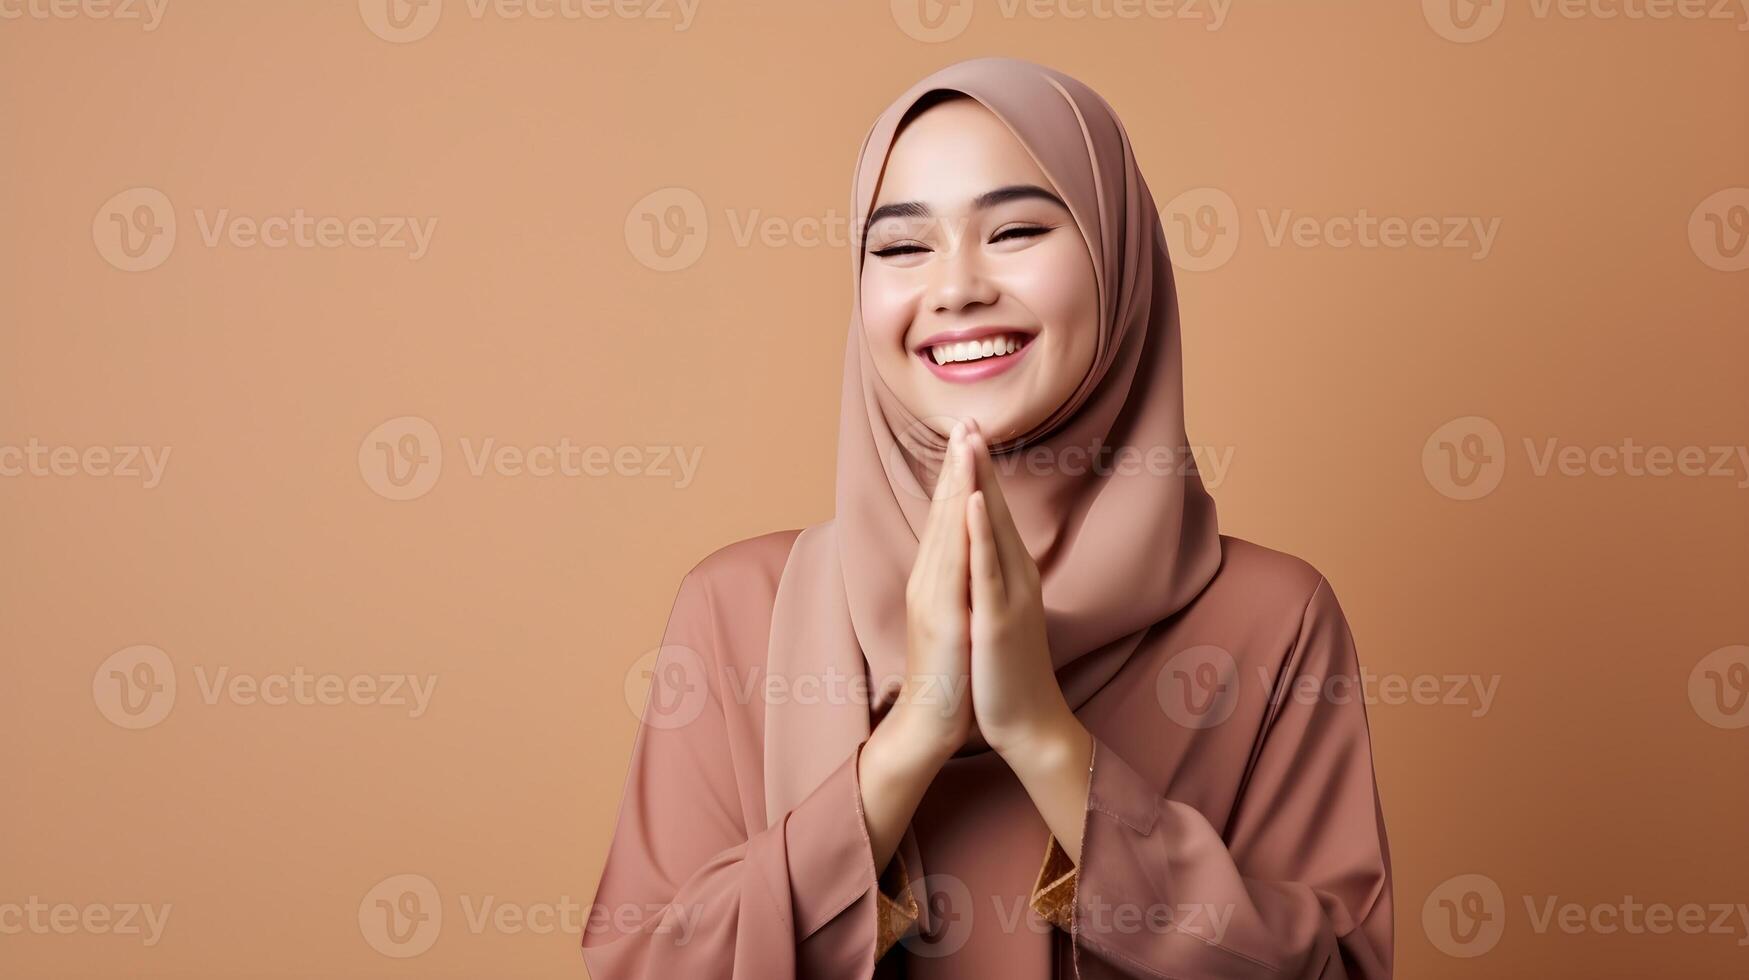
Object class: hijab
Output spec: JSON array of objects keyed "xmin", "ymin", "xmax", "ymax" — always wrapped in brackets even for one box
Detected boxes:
[{"xmin": 761, "ymin": 55, "xmax": 1222, "ymax": 936}]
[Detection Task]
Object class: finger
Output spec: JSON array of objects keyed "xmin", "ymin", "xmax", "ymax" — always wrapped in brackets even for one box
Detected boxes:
[
  {"xmin": 916, "ymin": 422, "xmax": 965, "ymax": 568},
  {"xmin": 939, "ymin": 435, "xmax": 972, "ymax": 579},
  {"xmin": 937, "ymin": 419, "xmax": 975, "ymax": 501},
  {"xmin": 927, "ymin": 424, "xmax": 973, "ymax": 580},
  {"xmin": 932, "ymin": 419, "xmax": 967, "ymax": 502},
  {"xmin": 967, "ymin": 490, "xmax": 1007, "ymax": 612},
  {"xmin": 964, "ymin": 421, "xmax": 1031, "ymax": 587},
  {"xmin": 922, "ymin": 420, "xmax": 968, "ymax": 551}
]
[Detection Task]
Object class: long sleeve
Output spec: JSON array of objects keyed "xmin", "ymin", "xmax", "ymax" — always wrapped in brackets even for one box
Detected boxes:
[
  {"xmin": 1030, "ymin": 575, "xmax": 1394, "ymax": 979},
  {"xmin": 580, "ymin": 562, "xmax": 919, "ymax": 979}
]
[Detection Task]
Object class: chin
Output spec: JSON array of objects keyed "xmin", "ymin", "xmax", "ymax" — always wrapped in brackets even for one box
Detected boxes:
[{"xmin": 952, "ymin": 407, "xmax": 1029, "ymax": 443}]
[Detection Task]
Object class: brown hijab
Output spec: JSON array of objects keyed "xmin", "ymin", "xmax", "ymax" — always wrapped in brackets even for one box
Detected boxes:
[{"xmin": 763, "ymin": 55, "xmax": 1223, "ymax": 912}]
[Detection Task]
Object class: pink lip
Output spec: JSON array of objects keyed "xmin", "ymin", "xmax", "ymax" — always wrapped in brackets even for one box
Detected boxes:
[{"xmin": 916, "ymin": 329, "xmax": 1036, "ymax": 384}]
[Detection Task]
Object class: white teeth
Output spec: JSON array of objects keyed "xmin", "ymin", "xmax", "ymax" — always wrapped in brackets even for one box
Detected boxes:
[{"xmin": 928, "ymin": 333, "xmax": 1024, "ymax": 365}]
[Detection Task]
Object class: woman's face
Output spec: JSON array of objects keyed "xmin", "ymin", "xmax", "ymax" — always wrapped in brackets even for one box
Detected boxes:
[{"xmin": 861, "ymin": 95, "xmax": 1099, "ymax": 445}]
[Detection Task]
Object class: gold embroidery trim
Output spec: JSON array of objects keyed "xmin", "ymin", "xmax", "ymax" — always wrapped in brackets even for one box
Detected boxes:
[
  {"xmin": 1029, "ymin": 832, "xmax": 1078, "ymax": 931},
  {"xmin": 873, "ymin": 849, "xmax": 921, "ymax": 960}
]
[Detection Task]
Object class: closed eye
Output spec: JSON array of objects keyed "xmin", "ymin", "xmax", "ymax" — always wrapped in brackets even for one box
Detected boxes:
[
  {"xmin": 871, "ymin": 242, "xmax": 929, "ymax": 257},
  {"xmin": 871, "ymin": 225, "xmax": 1050, "ymax": 258}
]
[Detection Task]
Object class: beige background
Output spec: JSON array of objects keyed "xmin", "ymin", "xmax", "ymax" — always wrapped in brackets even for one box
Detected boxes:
[{"xmin": 3, "ymin": 1, "xmax": 1747, "ymax": 977}]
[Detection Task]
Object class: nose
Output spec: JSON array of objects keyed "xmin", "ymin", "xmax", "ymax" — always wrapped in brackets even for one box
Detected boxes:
[{"xmin": 926, "ymin": 224, "xmax": 999, "ymax": 314}]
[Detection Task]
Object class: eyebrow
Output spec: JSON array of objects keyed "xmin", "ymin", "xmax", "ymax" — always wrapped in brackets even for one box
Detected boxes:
[{"xmin": 864, "ymin": 183, "xmax": 1069, "ymax": 229}]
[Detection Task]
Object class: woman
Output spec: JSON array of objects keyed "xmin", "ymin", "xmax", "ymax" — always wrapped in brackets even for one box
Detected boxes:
[{"xmin": 581, "ymin": 57, "xmax": 1393, "ymax": 978}]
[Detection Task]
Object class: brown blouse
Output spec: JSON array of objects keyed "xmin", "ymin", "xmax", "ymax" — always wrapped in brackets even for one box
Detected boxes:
[{"xmin": 581, "ymin": 528, "xmax": 1394, "ymax": 978}]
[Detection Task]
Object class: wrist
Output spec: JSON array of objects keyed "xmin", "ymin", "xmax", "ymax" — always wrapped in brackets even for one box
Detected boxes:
[
  {"xmin": 989, "ymin": 699, "xmax": 1085, "ymax": 773},
  {"xmin": 874, "ymin": 703, "xmax": 959, "ymax": 774}
]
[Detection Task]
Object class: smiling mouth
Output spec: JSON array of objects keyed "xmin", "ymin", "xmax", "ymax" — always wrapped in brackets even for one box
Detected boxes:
[
  {"xmin": 918, "ymin": 332, "xmax": 1035, "ymax": 366},
  {"xmin": 914, "ymin": 331, "xmax": 1036, "ymax": 383}
]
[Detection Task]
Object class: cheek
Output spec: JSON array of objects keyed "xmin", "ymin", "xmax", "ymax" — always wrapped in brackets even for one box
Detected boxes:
[
  {"xmin": 999, "ymin": 240, "xmax": 1099, "ymax": 363},
  {"xmin": 859, "ymin": 266, "xmax": 918, "ymax": 359}
]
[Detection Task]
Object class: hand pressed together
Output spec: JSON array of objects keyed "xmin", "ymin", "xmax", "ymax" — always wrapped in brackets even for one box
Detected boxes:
[
  {"xmin": 889, "ymin": 418, "xmax": 1089, "ymax": 767},
  {"xmin": 864, "ymin": 418, "xmax": 1095, "ymax": 879}
]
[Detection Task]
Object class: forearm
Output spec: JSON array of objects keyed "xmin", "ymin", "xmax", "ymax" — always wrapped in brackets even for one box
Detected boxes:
[
  {"xmin": 998, "ymin": 707, "xmax": 1094, "ymax": 864},
  {"xmin": 856, "ymin": 709, "xmax": 954, "ymax": 873}
]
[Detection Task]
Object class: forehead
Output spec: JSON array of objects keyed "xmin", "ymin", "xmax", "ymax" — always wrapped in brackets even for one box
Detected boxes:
[{"xmin": 871, "ymin": 97, "xmax": 1053, "ymax": 208}]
